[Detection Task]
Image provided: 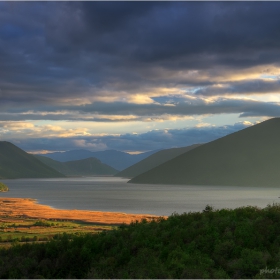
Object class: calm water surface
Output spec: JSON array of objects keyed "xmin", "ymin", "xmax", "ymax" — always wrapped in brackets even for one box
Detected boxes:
[{"xmin": 1, "ymin": 177, "xmax": 280, "ymax": 216}]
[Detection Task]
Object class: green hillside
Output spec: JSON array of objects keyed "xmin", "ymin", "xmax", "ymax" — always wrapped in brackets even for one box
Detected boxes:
[
  {"xmin": 116, "ymin": 144, "xmax": 201, "ymax": 178},
  {"xmin": 34, "ymin": 155, "xmax": 72, "ymax": 175},
  {"xmin": 130, "ymin": 118, "xmax": 280, "ymax": 187},
  {"xmin": 0, "ymin": 141, "xmax": 64, "ymax": 179},
  {"xmin": 35, "ymin": 155, "xmax": 118, "ymax": 176}
]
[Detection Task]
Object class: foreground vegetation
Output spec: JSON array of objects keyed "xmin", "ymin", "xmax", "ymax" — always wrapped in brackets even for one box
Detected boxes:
[
  {"xmin": 0, "ymin": 182, "xmax": 8, "ymax": 192},
  {"xmin": 0, "ymin": 217, "xmax": 113, "ymax": 248},
  {"xmin": 1, "ymin": 204, "xmax": 280, "ymax": 278}
]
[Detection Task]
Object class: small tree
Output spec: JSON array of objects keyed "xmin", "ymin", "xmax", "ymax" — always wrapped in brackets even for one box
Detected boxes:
[
  {"xmin": 0, "ymin": 182, "xmax": 9, "ymax": 192},
  {"xmin": 203, "ymin": 204, "xmax": 214, "ymax": 213}
]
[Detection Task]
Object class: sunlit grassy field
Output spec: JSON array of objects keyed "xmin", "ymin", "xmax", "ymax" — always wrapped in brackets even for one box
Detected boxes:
[
  {"xmin": 0, "ymin": 197, "xmax": 160, "ymax": 249},
  {"xmin": 0, "ymin": 217, "xmax": 114, "ymax": 247}
]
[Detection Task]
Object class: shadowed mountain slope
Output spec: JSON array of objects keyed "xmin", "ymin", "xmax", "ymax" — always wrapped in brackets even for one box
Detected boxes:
[
  {"xmin": 129, "ymin": 118, "xmax": 280, "ymax": 187},
  {"xmin": 42, "ymin": 149, "xmax": 158, "ymax": 171},
  {"xmin": 35, "ymin": 155, "xmax": 118, "ymax": 176},
  {"xmin": 0, "ymin": 141, "xmax": 64, "ymax": 179},
  {"xmin": 116, "ymin": 144, "xmax": 201, "ymax": 178}
]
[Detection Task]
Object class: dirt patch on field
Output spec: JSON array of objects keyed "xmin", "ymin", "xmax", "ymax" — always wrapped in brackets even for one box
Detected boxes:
[{"xmin": 0, "ymin": 198, "xmax": 165, "ymax": 224}]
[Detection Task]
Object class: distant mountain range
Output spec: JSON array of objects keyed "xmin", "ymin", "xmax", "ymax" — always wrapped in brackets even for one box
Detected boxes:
[
  {"xmin": 0, "ymin": 141, "xmax": 64, "ymax": 179},
  {"xmin": 40, "ymin": 149, "xmax": 159, "ymax": 171},
  {"xmin": 35, "ymin": 155, "xmax": 118, "ymax": 176},
  {"xmin": 130, "ymin": 118, "xmax": 280, "ymax": 187},
  {"xmin": 4, "ymin": 117, "xmax": 280, "ymax": 185},
  {"xmin": 116, "ymin": 144, "xmax": 202, "ymax": 178}
]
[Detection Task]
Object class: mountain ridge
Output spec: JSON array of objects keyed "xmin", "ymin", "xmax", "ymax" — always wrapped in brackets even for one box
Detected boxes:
[
  {"xmin": 40, "ymin": 149, "xmax": 159, "ymax": 171},
  {"xmin": 129, "ymin": 118, "xmax": 280, "ymax": 187},
  {"xmin": 35, "ymin": 155, "xmax": 118, "ymax": 176},
  {"xmin": 0, "ymin": 141, "xmax": 64, "ymax": 179},
  {"xmin": 116, "ymin": 144, "xmax": 202, "ymax": 178}
]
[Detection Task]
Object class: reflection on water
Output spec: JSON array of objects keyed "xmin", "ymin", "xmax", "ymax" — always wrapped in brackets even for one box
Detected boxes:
[{"xmin": 0, "ymin": 177, "xmax": 279, "ymax": 216}]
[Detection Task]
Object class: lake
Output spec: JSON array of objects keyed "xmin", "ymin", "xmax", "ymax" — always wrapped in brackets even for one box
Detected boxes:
[{"xmin": 0, "ymin": 177, "xmax": 280, "ymax": 216}]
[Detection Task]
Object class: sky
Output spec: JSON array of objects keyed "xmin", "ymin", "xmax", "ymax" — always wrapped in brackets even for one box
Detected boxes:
[{"xmin": 1, "ymin": 1, "xmax": 280, "ymax": 154}]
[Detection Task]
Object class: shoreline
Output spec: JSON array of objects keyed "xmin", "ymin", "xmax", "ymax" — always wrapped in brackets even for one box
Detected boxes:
[{"xmin": 0, "ymin": 198, "xmax": 165, "ymax": 225}]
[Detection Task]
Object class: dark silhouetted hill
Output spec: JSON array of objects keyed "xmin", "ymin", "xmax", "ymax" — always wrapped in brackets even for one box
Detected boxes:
[
  {"xmin": 41, "ymin": 149, "xmax": 159, "ymax": 170},
  {"xmin": 130, "ymin": 118, "xmax": 280, "ymax": 187},
  {"xmin": 116, "ymin": 144, "xmax": 201, "ymax": 178},
  {"xmin": 35, "ymin": 155, "xmax": 118, "ymax": 176},
  {"xmin": 0, "ymin": 141, "xmax": 64, "ymax": 179}
]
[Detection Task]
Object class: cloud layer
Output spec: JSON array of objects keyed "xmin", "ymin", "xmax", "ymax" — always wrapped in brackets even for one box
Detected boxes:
[
  {"xmin": 1, "ymin": 2, "xmax": 280, "ymax": 152},
  {"xmin": 12, "ymin": 121, "xmax": 254, "ymax": 154}
]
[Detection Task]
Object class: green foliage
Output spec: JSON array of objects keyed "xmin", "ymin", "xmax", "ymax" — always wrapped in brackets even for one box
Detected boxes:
[
  {"xmin": 0, "ymin": 219, "xmax": 113, "ymax": 245},
  {"xmin": 0, "ymin": 182, "xmax": 9, "ymax": 192},
  {"xmin": 33, "ymin": 220, "xmax": 51, "ymax": 227},
  {"xmin": 2, "ymin": 204, "xmax": 280, "ymax": 278},
  {"xmin": 203, "ymin": 204, "xmax": 214, "ymax": 213}
]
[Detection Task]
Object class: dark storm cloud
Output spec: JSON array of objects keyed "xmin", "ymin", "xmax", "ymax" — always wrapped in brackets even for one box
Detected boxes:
[
  {"xmin": 78, "ymin": 2, "xmax": 280, "ymax": 66},
  {"xmin": 71, "ymin": 98, "xmax": 280, "ymax": 118},
  {"xmin": 13, "ymin": 122, "xmax": 251, "ymax": 153},
  {"xmin": 195, "ymin": 79, "xmax": 280, "ymax": 96},
  {"xmin": 81, "ymin": 2, "xmax": 161, "ymax": 34},
  {"xmin": 2, "ymin": 1, "xmax": 280, "ymax": 107},
  {"xmin": 0, "ymin": 97, "xmax": 279, "ymax": 122}
]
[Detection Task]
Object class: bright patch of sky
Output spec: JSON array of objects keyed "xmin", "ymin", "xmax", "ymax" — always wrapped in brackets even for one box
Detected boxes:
[{"xmin": 260, "ymin": 75, "xmax": 279, "ymax": 80}]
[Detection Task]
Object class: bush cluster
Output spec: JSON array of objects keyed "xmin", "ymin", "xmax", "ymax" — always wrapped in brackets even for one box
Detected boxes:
[{"xmin": 0, "ymin": 182, "xmax": 8, "ymax": 192}]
